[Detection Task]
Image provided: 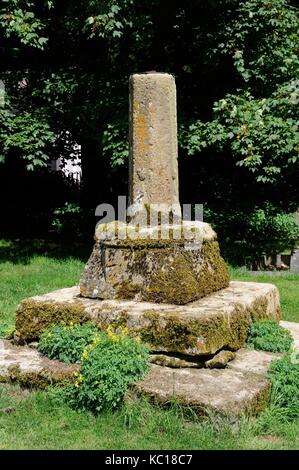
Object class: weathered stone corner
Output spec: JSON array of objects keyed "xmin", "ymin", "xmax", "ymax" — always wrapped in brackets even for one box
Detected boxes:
[{"xmin": 0, "ymin": 340, "xmax": 79, "ymax": 388}]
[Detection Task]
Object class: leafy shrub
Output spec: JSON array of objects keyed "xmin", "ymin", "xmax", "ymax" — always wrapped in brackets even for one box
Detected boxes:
[
  {"xmin": 205, "ymin": 203, "xmax": 299, "ymax": 265},
  {"xmin": 268, "ymin": 354, "xmax": 299, "ymax": 419},
  {"xmin": 247, "ymin": 320, "xmax": 293, "ymax": 353},
  {"xmin": 38, "ymin": 322, "xmax": 99, "ymax": 363},
  {"xmin": 62, "ymin": 327, "xmax": 149, "ymax": 413}
]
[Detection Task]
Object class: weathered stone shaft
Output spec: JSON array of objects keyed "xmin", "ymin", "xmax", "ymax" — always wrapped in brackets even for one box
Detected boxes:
[{"xmin": 129, "ymin": 73, "xmax": 180, "ymax": 219}]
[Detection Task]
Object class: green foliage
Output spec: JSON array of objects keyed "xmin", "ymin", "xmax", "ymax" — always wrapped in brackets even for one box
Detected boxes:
[
  {"xmin": 247, "ymin": 320, "xmax": 293, "ymax": 353},
  {"xmin": 0, "ymin": 0, "xmax": 50, "ymax": 49},
  {"xmin": 269, "ymin": 354, "xmax": 299, "ymax": 419},
  {"xmin": 102, "ymin": 121, "xmax": 129, "ymax": 167},
  {"xmin": 38, "ymin": 322, "xmax": 99, "ymax": 364},
  {"xmin": 85, "ymin": 0, "xmax": 135, "ymax": 40},
  {"xmin": 62, "ymin": 328, "xmax": 149, "ymax": 413},
  {"xmin": 205, "ymin": 204, "xmax": 299, "ymax": 263},
  {"xmin": 182, "ymin": 82, "xmax": 299, "ymax": 183},
  {"xmin": 182, "ymin": 0, "xmax": 299, "ymax": 184},
  {"xmin": 215, "ymin": 0, "xmax": 299, "ymax": 88},
  {"xmin": 0, "ymin": 106, "xmax": 55, "ymax": 169}
]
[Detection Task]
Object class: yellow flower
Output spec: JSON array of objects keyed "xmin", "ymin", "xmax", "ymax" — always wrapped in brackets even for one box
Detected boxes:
[
  {"xmin": 106, "ymin": 325, "xmax": 121, "ymax": 342},
  {"xmin": 92, "ymin": 336, "xmax": 100, "ymax": 345},
  {"xmin": 73, "ymin": 371, "xmax": 79, "ymax": 377},
  {"xmin": 81, "ymin": 349, "xmax": 89, "ymax": 361},
  {"xmin": 47, "ymin": 332, "xmax": 52, "ymax": 338}
]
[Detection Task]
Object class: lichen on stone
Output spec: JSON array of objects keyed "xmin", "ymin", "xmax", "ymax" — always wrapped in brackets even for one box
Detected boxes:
[
  {"xmin": 143, "ymin": 252, "xmax": 200, "ymax": 304},
  {"xmin": 3, "ymin": 365, "xmax": 77, "ymax": 389},
  {"xmin": 16, "ymin": 299, "xmax": 89, "ymax": 342}
]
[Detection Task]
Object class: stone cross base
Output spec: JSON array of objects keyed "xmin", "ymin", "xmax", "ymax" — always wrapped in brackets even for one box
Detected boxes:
[
  {"xmin": 15, "ymin": 282, "xmax": 280, "ymax": 354},
  {"xmin": 79, "ymin": 221, "xmax": 230, "ymax": 304}
]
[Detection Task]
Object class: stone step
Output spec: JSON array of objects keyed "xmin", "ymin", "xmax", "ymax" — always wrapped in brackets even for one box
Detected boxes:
[
  {"xmin": 0, "ymin": 340, "xmax": 79, "ymax": 388},
  {"xmin": 227, "ymin": 348, "xmax": 282, "ymax": 376},
  {"xmin": 0, "ymin": 339, "xmax": 270, "ymax": 417},
  {"xmin": 280, "ymin": 320, "xmax": 299, "ymax": 342},
  {"xmin": 16, "ymin": 281, "xmax": 280, "ymax": 356},
  {"xmin": 136, "ymin": 364, "xmax": 270, "ymax": 417}
]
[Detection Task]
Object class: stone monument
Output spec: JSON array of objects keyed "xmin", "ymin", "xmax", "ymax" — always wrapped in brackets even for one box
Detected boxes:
[
  {"xmin": 7, "ymin": 72, "xmax": 287, "ymax": 416},
  {"xmin": 80, "ymin": 73, "xmax": 229, "ymax": 304}
]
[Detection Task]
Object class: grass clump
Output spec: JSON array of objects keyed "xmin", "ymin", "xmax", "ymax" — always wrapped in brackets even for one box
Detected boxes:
[
  {"xmin": 268, "ymin": 354, "xmax": 299, "ymax": 420},
  {"xmin": 247, "ymin": 320, "xmax": 292, "ymax": 353}
]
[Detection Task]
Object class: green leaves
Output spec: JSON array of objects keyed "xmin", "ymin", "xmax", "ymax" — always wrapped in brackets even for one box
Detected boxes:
[
  {"xmin": 182, "ymin": 80, "xmax": 299, "ymax": 183},
  {"xmin": 38, "ymin": 322, "xmax": 99, "ymax": 364},
  {"xmin": 102, "ymin": 121, "xmax": 129, "ymax": 167},
  {"xmin": 41, "ymin": 322, "xmax": 150, "ymax": 414},
  {"xmin": 214, "ymin": 0, "xmax": 299, "ymax": 89},
  {"xmin": 269, "ymin": 354, "xmax": 299, "ymax": 419},
  {"xmin": 0, "ymin": 1, "xmax": 49, "ymax": 49},
  {"xmin": 84, "ymin": 0, "xmax": 133, "ymax": 39},
  {"xmin": 0, "ymin": 106, "xmax": 55, "ymax": 170},
  {"xmin": 247, "ymin": 320, "xmax": 293, "ymax": 353}
]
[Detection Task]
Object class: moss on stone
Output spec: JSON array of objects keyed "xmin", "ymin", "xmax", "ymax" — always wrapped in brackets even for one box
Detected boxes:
[
  {"xmin": 5, "ymin": 366, "xmax": 77, "ymax": 389},
  {"xmin": 143, "ymin": 252, "xmax": 200, "ymax": 304},
  {"xmin": 250, "ymin": 296, "xmax": 281, "ymax": 322},
  {"xmin": 205, "ymin": 350, "xmax": 236, "ymax": 369},
  {"xmin": 140, "ymin": 311, "xmax": 235, "ymax": 354},
  {"xmin": 141, "ymin": 240, "xmax": 229, "ymax": 305},
  {"xmin": 150, "ymin": 354, "xmax": 204, "ymax": 368},
  {"xmin": 104, "ymin": 238, "xmax": 187, "ymax": 249},
  {"xmin": 16, "ymin": 299, "xmax": 89, "ymax": 342},
  {"xmin": 115, "ymin": 281, "xmax": 141, "ymax": 300},
  {"xmin": 197, "ymin": 240, "xmax": 230, "ymax": 298},
  {"xmin": 139, "ymin": 299, "xmax": 272, "ymax": 355}
]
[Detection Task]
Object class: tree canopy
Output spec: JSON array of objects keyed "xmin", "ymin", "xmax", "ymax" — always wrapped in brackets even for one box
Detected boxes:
[{"xmin": 0, "ymin": 0, "xmax": 298, "ymax": 259}]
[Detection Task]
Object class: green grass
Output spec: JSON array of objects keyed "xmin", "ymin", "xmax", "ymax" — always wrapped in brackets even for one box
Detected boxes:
[
  {"xmin": 0, "ymin": 239, "xmax": 87, "ymax": 337},
  {"xmin": 0, "ymin": 240, "xmax": 299, "ymax": 450}
]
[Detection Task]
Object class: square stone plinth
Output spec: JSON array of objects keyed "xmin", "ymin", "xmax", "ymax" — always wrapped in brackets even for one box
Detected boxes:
[{"xmin": 16, "ymin": 281, "xmax": 280, "ymax": 356}]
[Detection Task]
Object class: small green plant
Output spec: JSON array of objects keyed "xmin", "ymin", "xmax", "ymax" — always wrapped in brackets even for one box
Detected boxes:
[
  {"xmin": 247, "ymin": 320, "xmax": 293, "ymax": 353},
  {"xmin": 51, "ymin": 202, "xmax": 83, "ymax": 239},
  {"xmin": 38, "ymin": 322, "xmax": 98, "ymax": 363},
  {"xmin": 268, "ymin": 354, "xmax": 299, "ymax": 419},
  {"xmin": 62, "ymin": 327, "xmax": 150, "ymax": 413}
]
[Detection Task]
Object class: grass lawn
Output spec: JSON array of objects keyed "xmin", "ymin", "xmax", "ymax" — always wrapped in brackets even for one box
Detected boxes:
[{"xmin": 0, "ymin": 239, "xmax": 299, "ymax": 450}]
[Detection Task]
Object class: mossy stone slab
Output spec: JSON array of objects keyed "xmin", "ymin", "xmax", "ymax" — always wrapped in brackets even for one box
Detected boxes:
[
  {"xmin": 135, "ymin": 364, "xmax": 271, "ymax": 417},
  {"xmin": 16, "ymin": 281, "xmax": 281, "ymax": 355},
  {"xmin": 0, "ymin": 340, "xmax": 79, "ymax": 388}
]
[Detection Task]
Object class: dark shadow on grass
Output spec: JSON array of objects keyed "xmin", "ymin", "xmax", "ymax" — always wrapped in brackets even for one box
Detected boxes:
[{"xmin": 0, "ymin": 239, "xmax": 92, "ymax": 265}]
